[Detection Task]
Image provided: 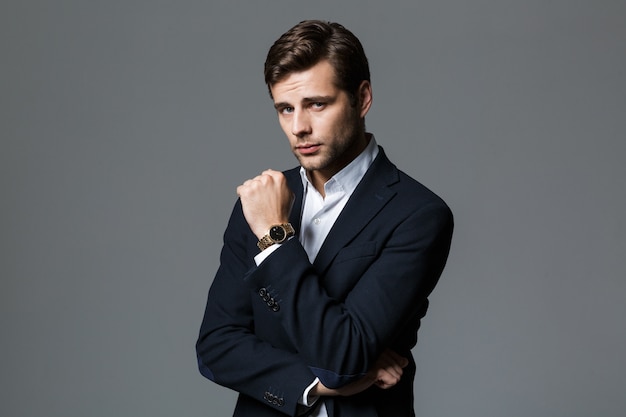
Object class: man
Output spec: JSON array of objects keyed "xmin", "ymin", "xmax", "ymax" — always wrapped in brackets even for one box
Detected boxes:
[{"xmin": 196, "ymin": 20, "xmax": 453, "ymax": 417}]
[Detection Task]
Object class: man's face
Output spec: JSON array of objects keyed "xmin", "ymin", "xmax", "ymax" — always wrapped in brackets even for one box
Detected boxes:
[{"xmin": 270, "ymin": 60, "xmax": 372, "ymax": 187}]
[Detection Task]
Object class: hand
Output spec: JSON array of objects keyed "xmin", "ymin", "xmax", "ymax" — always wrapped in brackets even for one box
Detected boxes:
[
  {"xmin": 370, "ymin": 348, "xmax": 409, "ymax": 389},
  {"xmin": 311, "ymin": 349, "xmax": 409, "ymax": 397},
  {"xmin": 236, "ymin": 169, "xmax": 294, "ymax": 239}
]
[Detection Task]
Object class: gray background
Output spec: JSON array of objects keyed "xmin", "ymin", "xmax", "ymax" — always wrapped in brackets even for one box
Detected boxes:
[{"xmin": 2, "ymin": 1, "xmax": 625, "ymax": 416}]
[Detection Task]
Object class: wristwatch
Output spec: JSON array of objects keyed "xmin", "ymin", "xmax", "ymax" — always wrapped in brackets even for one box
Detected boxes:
[{"xmin": 257, "ymin": 223, "xmax": 295, "ymax": 251}]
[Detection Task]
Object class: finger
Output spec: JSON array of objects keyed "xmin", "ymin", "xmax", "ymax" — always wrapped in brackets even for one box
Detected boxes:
[
  {"xmin": 261, "ymin": 168, "xmax": 280, "ymax": 176},
  {"xmin": 383, "ymin": 349, "xmax": 409, "ymax": 368},
  {"xmin": 374, "ymin": 360, "xmax": 403, "ymax": 383},
  {"xmin": 380, "ymin": 363, "xmax": 403, "ymax": 381},
  {"xmin": 377, "ymin": 371, "xmax": 401, "ymax": 386},
  {"xmin": 236, "ymin": 180, "xmax": 256, "ymax": 196},
  {"xmin": 374, "ymin": 380, "xmax": 395, "ymax": 389},
  {"xmin": 261, "ymin": 169, "xmax": 288, "ymax": 184},
  {"xmin": 373, "ymin": 370, "xmax": 401, "ymax": 389},
  {"xmin": 238, "ymin": 175, "xmax": 267, "ymax": 192},
  {"xmin": 377, "ymin": 352, "xmax": 405, "ymax": 376}
]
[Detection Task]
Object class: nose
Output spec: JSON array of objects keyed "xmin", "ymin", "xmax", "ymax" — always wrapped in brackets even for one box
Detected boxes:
[{"xmin": 291, "ymin": 110, "xmax": 312, "ymax": 137}]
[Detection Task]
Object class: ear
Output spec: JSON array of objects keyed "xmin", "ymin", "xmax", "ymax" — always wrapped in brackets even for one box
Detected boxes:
[{"xmin": 357, "ymin": 80, "xmax": 373, "ymax": 118}]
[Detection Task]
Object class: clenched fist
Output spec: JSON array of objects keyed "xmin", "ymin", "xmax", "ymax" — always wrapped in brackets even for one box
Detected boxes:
[{"xmin": 236, "ymin": 169, "xmax": 294, "ymax": 240}]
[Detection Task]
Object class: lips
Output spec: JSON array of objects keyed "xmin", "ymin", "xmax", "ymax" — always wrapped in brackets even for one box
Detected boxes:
[{"xmin": 296, "ymin": 144, "xmax": 321, "ymax": 155}]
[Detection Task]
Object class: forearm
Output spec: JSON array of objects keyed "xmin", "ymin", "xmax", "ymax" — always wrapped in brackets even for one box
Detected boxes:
[
  {"xmin": 197, "ymin": 324, "xmax": 315, "ymax": 407},
  {"xmin": 243, "ymin": 205, "xmax": 452, "ymax": 387},
  {"xmin": 196, "ymin": 203, "xmax": 316, "ymax": 414},
  {"xmin": 196, "ymin": 280, "xmax": 317, "ymax": 414},
  {"xmin": 309, "ymin": 348, "xmax": 409, "ymax": 397}
]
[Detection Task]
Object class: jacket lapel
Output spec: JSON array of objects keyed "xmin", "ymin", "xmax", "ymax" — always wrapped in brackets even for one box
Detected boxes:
[
  {"xmin": 312, "ymin": 147, "xmax": 399, "ymax": 275},
  {"xmin": 286, "ymin": 167, "xmax": 304, "ymax": 232}
]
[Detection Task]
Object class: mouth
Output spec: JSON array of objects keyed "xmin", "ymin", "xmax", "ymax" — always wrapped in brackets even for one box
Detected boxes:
[{"xmin": 295, "ymin": 143, "xmax": 321, "ymax": 155}]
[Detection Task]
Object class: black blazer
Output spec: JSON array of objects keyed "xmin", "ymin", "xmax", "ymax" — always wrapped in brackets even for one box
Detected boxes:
[{"xmin": 196, "ymin": 147, "xmax": 453, "ymax": 417}]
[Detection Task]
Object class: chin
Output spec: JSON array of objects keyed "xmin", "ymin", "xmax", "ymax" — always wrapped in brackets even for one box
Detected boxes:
[{"xmin": 295, "ymin": 155, "xmax": 321, "ymax": 169}]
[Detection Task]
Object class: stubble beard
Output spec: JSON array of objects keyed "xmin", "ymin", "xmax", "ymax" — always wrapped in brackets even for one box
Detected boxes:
[
  {"xmin": 295, "ymin": 127, "xmax": 363, "ymax": 175},
  {"xmin": 295, "ymin": 110, "xmax": 365, "ymax": 176}
]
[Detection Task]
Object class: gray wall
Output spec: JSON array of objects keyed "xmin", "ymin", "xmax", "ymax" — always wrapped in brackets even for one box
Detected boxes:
[{"xmin": 2, "ymin": 1, "xmax": 625, "ymax": 416}]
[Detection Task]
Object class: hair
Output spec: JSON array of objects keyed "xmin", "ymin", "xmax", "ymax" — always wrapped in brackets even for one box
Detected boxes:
[{"xmin": 264, "ymin": 20, "xmax": 370, "ymax": 104}]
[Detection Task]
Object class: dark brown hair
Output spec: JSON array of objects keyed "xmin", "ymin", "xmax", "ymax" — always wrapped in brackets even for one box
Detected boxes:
[{"xmin": 264, "ymin": 20, "xmax": 370, "ymax": 103}]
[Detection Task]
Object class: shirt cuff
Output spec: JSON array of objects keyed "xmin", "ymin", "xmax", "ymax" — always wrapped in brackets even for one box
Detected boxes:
[
  {"xmin": 300, "ymin": 377, "xmax": 320, "ymax": 407},
  {"xmin": 253, "ymin": 243, "xmax": 282, "ymax": 265},
  {"xmin": 253, "ymin": 236, "xmax": 294, "ymax": 266}
]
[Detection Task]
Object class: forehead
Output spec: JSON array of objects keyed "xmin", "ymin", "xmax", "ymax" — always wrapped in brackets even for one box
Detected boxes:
[{"xmin": 270, "ymin": 60, "xmax": 339, "ymax": 102}]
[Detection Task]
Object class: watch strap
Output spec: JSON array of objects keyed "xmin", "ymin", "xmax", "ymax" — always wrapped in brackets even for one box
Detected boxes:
[
  {"xmin": 257, "ymin": 223, "xmax": 295, "ymax": 251},
  {"xmin": 257, "ymin": 234, "xmax": 276, "ymax": 251}
]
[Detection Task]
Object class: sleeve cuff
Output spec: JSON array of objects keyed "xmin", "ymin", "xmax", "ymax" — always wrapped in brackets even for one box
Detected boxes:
[
  {"xmin": 300, "ymin": 377, "xmax": 320, "ymax": 407},
  {"xmin": 253, "ymin": 236, "xmax": 294, "ymax": 266},
  {"xmin": 253, "ymin": 243, "xmax": 282, "ymax": 266}
]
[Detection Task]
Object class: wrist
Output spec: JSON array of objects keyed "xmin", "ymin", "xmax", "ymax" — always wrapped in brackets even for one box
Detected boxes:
[
  {"xmin": 301, "ymin": 378, "xmax": 321, "ymax": 406},
  {"xmin": 310, "ymin": 381, "xmax": 338, "ymax": 397}
]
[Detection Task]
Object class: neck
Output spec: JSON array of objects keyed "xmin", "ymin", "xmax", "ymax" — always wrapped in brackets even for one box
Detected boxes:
[{"xmin": 307, "ymin": 132, "xmax": 371, "ymax": 197}]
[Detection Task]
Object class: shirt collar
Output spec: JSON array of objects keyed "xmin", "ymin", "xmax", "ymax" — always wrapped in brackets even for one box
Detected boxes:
[{"xmin": 299, "ymin": 133, "xmax": 379, "ymax": 196}]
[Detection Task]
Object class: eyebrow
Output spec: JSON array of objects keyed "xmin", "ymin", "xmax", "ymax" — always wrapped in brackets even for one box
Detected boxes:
[
  {"xmin": 302, "ymin": 95, "xmax": 334, "ymax": 103},
  {"xmin": 273, "ymin": 101, "xmax": 290, "ymax": 110},
  {"xmin": 273, "ymin": 95, "xmax": 334, "ymax": 110}
]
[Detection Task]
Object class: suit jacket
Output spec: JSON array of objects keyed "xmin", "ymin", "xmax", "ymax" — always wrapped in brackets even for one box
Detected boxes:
[{"xmin": 196, "ymin": 146, "xmax": 453, "ymax": 417}]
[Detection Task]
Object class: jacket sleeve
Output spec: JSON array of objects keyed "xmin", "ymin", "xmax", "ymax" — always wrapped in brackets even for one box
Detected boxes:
[
  {"xmin": 196, "ymin": 200, "xmax": 316, "ymax": 416},
  {"xmin": 242, "ymin": 200, "xmax": 453, "ymax": 389}
]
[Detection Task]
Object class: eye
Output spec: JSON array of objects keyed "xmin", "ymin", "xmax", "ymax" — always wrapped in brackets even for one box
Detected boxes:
[
  {"xmin": 311, "ymin": 102, "xmax": 325, "ymax": 110},
  {"xmin": 280, "ymin": 106, "xmax": 294, "ymax": 115}
]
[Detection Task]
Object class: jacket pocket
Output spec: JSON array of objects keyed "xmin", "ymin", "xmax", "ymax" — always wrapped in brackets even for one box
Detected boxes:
[{"xmin": 334, "ymin": 241, "xmax": 377, "ymax": 264}]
